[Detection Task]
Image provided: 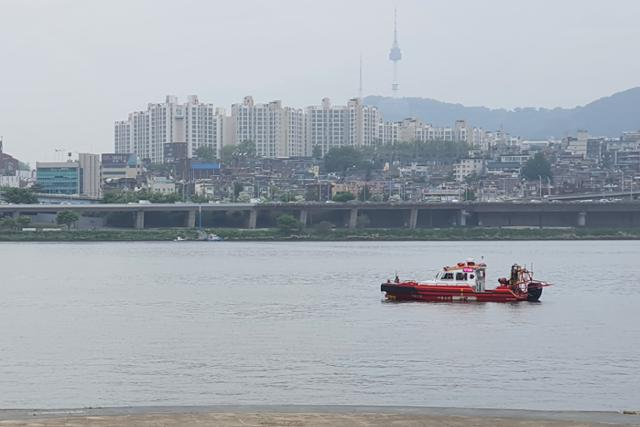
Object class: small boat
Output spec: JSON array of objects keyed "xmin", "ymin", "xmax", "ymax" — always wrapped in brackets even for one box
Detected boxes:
[
  {"xmin": 381, "ymin": 260, "xmax": 550, "ymax": 303},
  {"xmin": 196, "ymin": 230, "xmax": 223, "ymax": 241},
  {"xmin": 206, "ymin": 233, "xmax": 223, "ymax": 241},
  {"xmin": 173, "ymin": 236, "xmax": 188, "ymax": 242}
]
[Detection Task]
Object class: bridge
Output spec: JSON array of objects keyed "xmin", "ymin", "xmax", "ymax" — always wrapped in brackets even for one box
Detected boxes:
[
  {"xmin": 3, "ymin": 201, "xmax": 640, "ymax": 229},
  {"xmin": 547, "ymin": 190, "xmax": 640, "ymax": 201}
]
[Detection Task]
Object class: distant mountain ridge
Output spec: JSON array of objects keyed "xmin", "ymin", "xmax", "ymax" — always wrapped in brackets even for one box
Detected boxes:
[{"xmin": 364, "ymin": 87, "xmax": 640, "ymax": 139}]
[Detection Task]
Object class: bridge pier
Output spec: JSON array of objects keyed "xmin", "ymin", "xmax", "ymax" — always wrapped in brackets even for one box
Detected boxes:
[
  {"xmin": 458, "ymin": 209, "xmax": 467, "ymax": 227},
  {"xmin": 248, "ymin": 209, "xmax": 257, "ymax": 229},
  {"xmin": 577, "ymin": 211, "xmax": 587, "ymax": 227},
  {"xmin": 135, "ymin": 211, "xmax": 145, "ymax": 229},
  {"xmin": 348, "ymin": 208, "xmax": 358, "ymax": 229},
  {"xmin": 299, "ymin": 209, "xmax": 308, "ymax": 228},
  {"xmin": 408, "ymin": 208, "xmax": 418, "ymax": 229},
  {"xmin": 186, "ymin": 210, "xmax": 196, "ymax": 228}
]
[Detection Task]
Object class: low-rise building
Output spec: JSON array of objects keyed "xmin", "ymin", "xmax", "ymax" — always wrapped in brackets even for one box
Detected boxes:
[
  {"xmin": 36, "ymin": 161, "xmax": 81, "ymax": 194},
  {"xmin": 189, "ymin": 161, "xmax": 221, "ymax": 180},
  {"xmin": 148, "ymin": 176, "xmax": 176, "ymax": 194},
  {"xmin": 101, "ymin": 153, "xmax": 142, "ymax": 190},
  {"xmin": 454, "ymin": 158, "xmax": 486, "ymax": 182},
  {"xmin": 0, "ymin": 152, "xmax": 19, "ymax": 176}
]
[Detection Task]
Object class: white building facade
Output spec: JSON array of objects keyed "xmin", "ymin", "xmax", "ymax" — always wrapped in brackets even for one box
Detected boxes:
[
  {"xmin": 114, "ymin": 95, "xmax": 223, "ymax": 163},
  {"xmin": 115, "ymin": 95, "xmax": 502, "ymax": 161},
  {"xmin": 380, "ymin": 118, "xmax": 486, "ymax": 146},
  {"xmin": 306, "ymin": 98, "xmax": 382, "ymax": 156},
  {"xmin": 230, "ymin": 97, "xmax": 307, "ymax": 158}
]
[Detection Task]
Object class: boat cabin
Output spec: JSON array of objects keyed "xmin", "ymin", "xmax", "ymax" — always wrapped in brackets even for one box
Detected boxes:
[{"xmin": 431, "ymin": 260, "xmax": 486, "ymax": 291}]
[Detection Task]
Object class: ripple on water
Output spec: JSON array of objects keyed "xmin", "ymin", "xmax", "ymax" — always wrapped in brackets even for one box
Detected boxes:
[{"xmin": 0, "ymin": 241, "xmax": 639, "ymax": 410}]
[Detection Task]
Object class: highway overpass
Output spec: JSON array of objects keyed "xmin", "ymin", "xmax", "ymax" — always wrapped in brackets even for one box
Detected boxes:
[
  {"xmin": 547, "ymin": 190, "xmax": 640, "ymax": 201},
  {"xmin": 3, "ymin": 201, "xmax": 640, "ymax": 229}
]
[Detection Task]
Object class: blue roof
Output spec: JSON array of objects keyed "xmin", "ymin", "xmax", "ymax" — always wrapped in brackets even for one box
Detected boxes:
[{"xmin": 191, "ymin": 162, "xmax": 221, "ymax": 170}]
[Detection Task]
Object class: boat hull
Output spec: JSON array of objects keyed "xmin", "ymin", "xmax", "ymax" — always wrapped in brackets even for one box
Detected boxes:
[{"xmin": 381, "ymin": 283, "xmax": 541, "ymax": 303}]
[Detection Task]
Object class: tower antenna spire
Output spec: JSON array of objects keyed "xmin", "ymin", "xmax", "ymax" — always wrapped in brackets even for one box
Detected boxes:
[
  {"xmin": 394, "ymin": 7, "xmax": 398, "ymax": 43},
  {"xmin": 388, "ymin": 7, "xmax": 402, "ymax": 97},
  {"xmin": 358, "ymin": 53, "xmax": 363, "ymax": 99}
]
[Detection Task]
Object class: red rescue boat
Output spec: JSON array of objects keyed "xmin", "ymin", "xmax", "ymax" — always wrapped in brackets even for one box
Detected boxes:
[{"xmin": 381, "ymin": 260, "xmax": 550, "ymax": 303}]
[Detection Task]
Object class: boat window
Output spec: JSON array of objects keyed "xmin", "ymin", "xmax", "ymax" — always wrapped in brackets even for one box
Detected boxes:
[
  {"xmin": 470, "ymin": 274, "xmax": 475, "ymax": 279},
  {"xmin": 455, "ymin": 272, "xmax": 467, "ymax": 281},
  {"xmin": 441, "ymin": 272, "xmax": 454, "ymax": 280}
]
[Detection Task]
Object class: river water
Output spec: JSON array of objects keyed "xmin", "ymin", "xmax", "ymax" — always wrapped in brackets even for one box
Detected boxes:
[{"xmin": 0, "ymin": 241, "xmax": 638, "ymax": 410}]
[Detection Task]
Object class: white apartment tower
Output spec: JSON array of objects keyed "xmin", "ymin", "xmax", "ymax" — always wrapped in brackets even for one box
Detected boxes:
[
  {"xmin": 380, "ymin": 118, "xmax": 484, "ymax": 146},
  {"xmin": 114, "ymin": 95, "xmax": 223, "ymax": 163},
  {"xmin": 114, "ymin": 120, "xmax": 131, "ymax": 153},
  {"xmin": 185, "ymin": 96, "xmax": 223, "ymax": 158},
  {"xmin": 285, "ymin": 107, "xmax": 308, "ymax": 157},
  {"xmin": 231, "ymin": 96, "xmax": 307, "ymax": 158},
  {"xmin": 306, "ymin": 98, "xmax": 381, "ymax": 156}
]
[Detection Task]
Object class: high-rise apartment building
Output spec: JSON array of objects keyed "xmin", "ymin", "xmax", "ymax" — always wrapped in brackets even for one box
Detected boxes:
[
  {"xmin": 306, "ymin": 98, "xmax": 381, "ymax": 156},
  {"xmin": 230, "ymin": 96, "xmax": 307, "ymax": 158},
  {"xmin": 285, "ymin": 107, "xmax": 308, "ymax": 157},
  {"xmin": 380, "ymin": 118, "xmax": 485, "ymax": 146},
  {"xmin": 115, "ymin": 95, "xmax": 488, "ymax": 160},
  {"xmin": 114, "ymin": 120, "xmax": 131, "ymax": 154},
  {"xmin": 114, "ymin": 95, "xmax": 223, "ymax": 163}
]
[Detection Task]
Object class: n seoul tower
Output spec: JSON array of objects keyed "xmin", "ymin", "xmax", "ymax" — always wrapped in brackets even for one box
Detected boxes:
[{"xmin": 388, "ymin": 7, "xmax": 402, "ymax": 97}]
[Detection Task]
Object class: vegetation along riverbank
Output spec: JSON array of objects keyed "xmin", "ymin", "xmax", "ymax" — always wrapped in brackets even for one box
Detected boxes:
[{"xmin": 2, "ymin": 227, "xmax": 640, "ymax": 242}]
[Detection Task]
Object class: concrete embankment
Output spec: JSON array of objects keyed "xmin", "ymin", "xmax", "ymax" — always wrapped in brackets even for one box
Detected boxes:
[{"xmin": 0, "ymin": 406, "xmax": 638, "ymax": 427}]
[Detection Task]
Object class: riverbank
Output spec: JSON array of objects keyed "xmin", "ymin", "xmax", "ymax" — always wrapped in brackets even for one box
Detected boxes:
[
  {"xmin": 2, "ymin": 227, "xmax": 640, "ymax": 242},
  {"xmin": 1, "ymin": 406, "xmax": 638, "ymax": 427}
]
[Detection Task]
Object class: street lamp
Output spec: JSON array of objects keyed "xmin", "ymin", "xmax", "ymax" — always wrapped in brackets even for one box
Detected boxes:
[{"xmin": 538, "ymin": 175, "xmax": 542, "ymax": 199}]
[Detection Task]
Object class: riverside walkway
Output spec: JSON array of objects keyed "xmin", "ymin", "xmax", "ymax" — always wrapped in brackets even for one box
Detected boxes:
[{"xmin": 0, "ymin": 406, "xmax": 638, "ymax": 427}]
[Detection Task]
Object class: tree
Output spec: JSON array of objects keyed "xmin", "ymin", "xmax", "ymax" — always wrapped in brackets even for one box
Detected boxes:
[
  {"xmin": 0, "ymin": 217, "xmax": 17, "ymax": 230},
  {"xmin": 16, "ymin": 215, "xmax": 32, "ymax": 229},
  {"xmin": 521, "ymin": 152, "xmax": 552, "ymax": 181},
  {"xmin": 276, "ymin": 214, "xmax": 302, "ymax": 233},
  {"xmin": 324, "ymin": 147, "xmax": 364, "ymax": 175},
  {"xmin": 332, "ymin": 191, "xmax": 355, "ymax": 202},
  {"xmin": 56, "ymin": 211, "xmax": 80, "ymax": 230},
  {"xmin": 236, "ymin": 140, "xmax": 256, "ymax": 159},
  {"xmin": 1, "ymin": 187, "xmax": 38, "ymax": 204},
  {"xmin": 220, "ymin": 141, "xmax": 256, "ymax": 167},
  {"xmin": 194, "ymin": 145, "xmax": 217, "ymax": 162},
  {"xmin": 304, "ymin": 186, "xmax": 320, "ymax": 202},
  {"xmin": 232, "ymin": 183, "xmax": 244, "ymax": 201},
  {"xmin": 102, "ymin": 189, "xmax": 179, "ymax": 204},
  {"xmin": 190, "ymin": 194, "xmax": 210, "ymax": 203},
  {"xmin": 220, "ymin": 145, "xmax": 237, "ymax": 164},
  {"xmin": 358, "ymin": 186, "xmax": 371, "ymax": 201},
  {"xmin": 312, "ymin": 145, "xmax": 323, "ymax": 159},
  {"xmin": 463, "ymin": 188, "xmax": 476, "ymax": 201}
]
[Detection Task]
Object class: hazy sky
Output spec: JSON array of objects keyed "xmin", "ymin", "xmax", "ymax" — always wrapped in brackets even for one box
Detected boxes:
[{"xmin": 1, "ymin": 0, "xmax": 639, "ymax": 163}]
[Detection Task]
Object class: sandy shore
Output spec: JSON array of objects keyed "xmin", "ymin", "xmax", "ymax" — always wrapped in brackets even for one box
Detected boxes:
[{"xmin": 0, "ymin": 406, "xmax": 638, "ymax": 427}]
